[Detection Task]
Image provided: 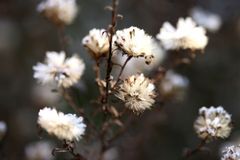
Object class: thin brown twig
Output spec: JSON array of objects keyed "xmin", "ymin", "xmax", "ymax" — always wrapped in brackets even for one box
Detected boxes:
[
  {"xmin": 113, "ymin": 56, "xmax": 132, "ymax": 89},
  {"xmin": 62, "ymin": 88, "xmax": 84, "ymax": 116},
  {"xmin": 61, "ymin": 88, "xmax": 98, "ymax": 134},
  {"xmin": 184, "ymin": 139, "xmax": 207, "ymax": 159}
]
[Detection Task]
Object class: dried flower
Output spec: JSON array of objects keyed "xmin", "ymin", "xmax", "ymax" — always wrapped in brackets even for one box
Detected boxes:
[
  {"xmin": 115, "ymin": 26, "xmax": 158, "ymax": 64},
  {"xmin": 82, "ymin": 28, "xmax": 109, "ymax": 60},
  {"xmin": 115, "ymin": 74, "xmax": 156, "ymax": 113},
  {"xmin": 38, "ymin": 107, "xmax": 86, "ymax": 141},
  {"xmin": 190, "ymin": 7, "xmax": 222, "ymax": 33},
  {"xmin": 25, "ymin": 141, "xmax": 54, "ymax": 160},
  {"xmin": 157, "ymin": 17, "xmax": 208, "ymax": 50},
  {"xmin": 194, "ymin": 106, "xmax": 232, "ymax": 141},
  {"xmin": 33, "ymin": 51, "xmax": 85, "ymax": 88},
  {"xmin": 221, "ymin": 145, "xmax": 240, "ymax": 160},
  {"xmin": 37, "ymin": 0, "xmax": 78, "ymax": 25}
]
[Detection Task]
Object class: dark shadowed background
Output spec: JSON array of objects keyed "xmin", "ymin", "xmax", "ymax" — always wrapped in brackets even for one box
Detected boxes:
[{"xmin": 1, "ymin": 0, "xmax": 240, "ymax": 159}]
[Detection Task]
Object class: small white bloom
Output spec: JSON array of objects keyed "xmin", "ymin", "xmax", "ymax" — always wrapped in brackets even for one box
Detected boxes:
[
  {"xmin": 82, "ymin": 28, "xmax": 109, "ymax": 59},
  {"xmin": 38, "ymin": 107, "xmax": 86, "ymax": 141},
  {"xmin": 159, "ymin": 70, "xmax": 189, "ymax": 100},
  {"xmin": 0, "ymin": 121, "xmax": 7, "ymax": 141},
  {"xmin": 115, "ymin": 74, "xmax": 156, "ymax": 113},
  {"xmin": 115, "ymin": 26, "xmax": 158, "ymax": 64},
  {"xmin": 33, "ymin": 51, "xmax": 85, "ymax": 88},
  {"xmin": 221, "ymin": 145, "xmax": 240, "ymax": 160},
  {"xmin": 157, "ymin": 17, "xmax": 208, "ymax": 50},
  {"xmin": 37, "ymin": 0, "xmax": 78, "ymax": 25},
  {"xmin": 194, "ymin": 106, "xmax": 232, "ymax": 141},
  {"xmin": 190, "ymin": 7, "xmax": 222, "ymax": 33},
  {"xmin": 220, "ymin": 136, "xmax": 240, "ymax": 155},
  {"xmin": 25, "ymin": 141, "xmax": 54, "ymax": 160}
]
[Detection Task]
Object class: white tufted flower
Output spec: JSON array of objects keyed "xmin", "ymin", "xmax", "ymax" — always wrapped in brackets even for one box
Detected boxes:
[
  {"xmin": 33, "ymin": 51, "xmax": 85, "ymax": 88},
  {"xmin": 157, "ymin": 17, "xmax": 208, "ymax": 50},
  {"xmin": 25, "ymin": 141, "xmax": 54, "ymax": 160},
  {"xmin": 115, "ymin": 26, "xmax": 158, "ymax": 64},
  {"xmin": 115, "ymin": 74, "xmax": 156, "ymax": 113},
  {"xmin": 190, "ymin": 7, "xmax": 222, "ymax": 33},
  {"xmin": 82, "ymin": 28, "xmax": 109, "ymax": 59},
  {"xmin": 221, "ymin": 145, "xmax": 240, "ymax": 160},
  {"xmin": 38, "ymin": 107, "xmax": 86, "ymax": 141},
  {"xmin": 194, "ymin": 106, "xmax": 232, "ymax": 141},
  {"xmin": 37, "ymin": 0, "xmax": 78, "ymax": 25}
]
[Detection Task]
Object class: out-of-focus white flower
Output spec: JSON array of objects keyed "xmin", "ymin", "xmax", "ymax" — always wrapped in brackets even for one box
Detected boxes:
[
  {"xmin": 37, "ymin": 0, "xmax": 78, "ymax": 25},
  {"xmin": 157, "ymin": 17, "xmax": 208, "ymax": 50},
  {"xmin": 33, "ymin": 51, "xmax": 85, "ymax": 88},
  {"xmin": 115, "ymin": 26, "xmax": 158, "ymax": 64},
  {"xmin": 112, "ymin": 45, "xmax": 165, "ymax": 78},
  {"xmin": 194, "ymin": 106, "xmax": 232, "ymax": 141},
  {"xmin": 190, "ymin": 7, "xmax": 222, "ymax": 33},
  {"xmin": 38, "ymin": 107, "xmax": 86, "ymax": 141},
  {"xmin": 115, "ymin": 74, "xmax": 156, "ymax": 113},
  {"xmin": 82, "ymin": 28, "xmax": 109, "ymax": 60},
  {"xmin": 102, "ymin": 147, "xmax": 119, "ymax": 160},
  {"xmin": 25, "ymin": 141, "xmax": 54, "ymax": 160},
  {"xmin": 221, "ymin": 145, "xmax": 240, "ymax": 160},
  {"xmin": 0, "ymin": 121, "xmax": 7, "ymax": 141},
  {"xmin": 159, "ymin": 70, "xmax": 189, "ymax": 100}
]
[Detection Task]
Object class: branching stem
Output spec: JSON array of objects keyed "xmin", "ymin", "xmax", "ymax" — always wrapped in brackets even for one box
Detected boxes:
[{"xmin": 104, "ymin": 0, "xmax": 118, "ymax": 104}]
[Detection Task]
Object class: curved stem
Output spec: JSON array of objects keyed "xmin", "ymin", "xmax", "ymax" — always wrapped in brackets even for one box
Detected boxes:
[
  {"xmin": 113, "ymin": 56, "xmax": 132, "ymax": 89},
  {"xmin": 62, "ymin": 88, "xmax": 83, "ymax": 115},
  {"xmin": 184, "ymin": 139, "xmax": 207, "ymax": 159},
  {"xmin": 61, "ymin": 88, "xmax": 98, "ymax": 133}
]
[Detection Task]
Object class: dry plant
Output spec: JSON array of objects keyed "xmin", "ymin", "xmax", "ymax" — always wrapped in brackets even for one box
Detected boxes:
[{"xmin": 30, "ymin": 0, "xmax": 236, "ymax": 159}]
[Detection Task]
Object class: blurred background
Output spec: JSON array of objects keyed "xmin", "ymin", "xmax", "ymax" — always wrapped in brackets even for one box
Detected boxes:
[{"xmin": 1, "ymin": 0, "xmax": 240, "ymax": 159}]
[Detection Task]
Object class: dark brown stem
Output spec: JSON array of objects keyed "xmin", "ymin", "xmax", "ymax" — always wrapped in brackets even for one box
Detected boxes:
[
  {"xmin": 98, "ymin": 1, "xmax": 119, "ymax": 159},
  {"xmin": 184, "ymin": 139, "xmax": 207, "ymax": 159},
  {"xmin": 103, "ymin": 0, "xmax": 118, "ymax": 104}
]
